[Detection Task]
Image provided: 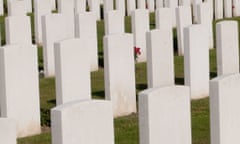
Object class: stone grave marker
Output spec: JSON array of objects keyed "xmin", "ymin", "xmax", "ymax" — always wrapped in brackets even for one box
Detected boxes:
[
  {"xmin": 103, "ymin": 33, "xmax": 136, "ymax": 117},
  {"xmin": 0, "ymin": 45, "xmax": 41, "ymax": 137},
  {"xmin": 51, "ymin": 100, "xmax": 114, "ymax": 144},
  {"xmin": 210, "ymin": 74, "xmax": 240, "ymax": 144},
  {"xmin": 131, "ymin": 9, "xmax": 150, "ymax": 62},
  {"xmin": 216, "ymin": 21, "xmax": 239, "ymax": 76},
  {"xmin": 184, "ymin": 24, "xmax": 209, "ymax": 99},
  {"xmin": 146, "ymin": 29, "xmax": 174, "ymax": 88},
  {"xmin": 54, "ymin": 38, "xmax": 91, "ymax": 105},
  {"xmin": 139, "ymin": 86, "xmax": 191, "ymax": 144}
]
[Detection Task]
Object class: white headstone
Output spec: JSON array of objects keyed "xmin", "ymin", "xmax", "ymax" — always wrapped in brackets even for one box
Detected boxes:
[
  {"xmin": 54, "ymin": 38, "xmax": 91, "ymax": 105},
  {"xmin": 42, "ymin": 14, "xmax": 74, "ymax": 77},
  {"xmin": 75, "ymin": 12, "xmax": 99, "ymax": 71},
  {"xmin": 103, "ymin": 0, "xmax": 113, "ymax": 13},
  {"xmin": 104, "ymin": 34, "xmax": 136, "ymax": 117},
  {"xmin": 104, "ymin": 10, "xmax": 125, "ymax": 35},
  {"xmin": 233, "ymin": 0, "xmax": 240, "ymax": 17},
  {"xmin": 116, "ymin": 0, "xmax": 126, "ymax": 16},
  {"xmin": 8, "ymin": 0, "xmax": 27, "ymax": 16},
  {"xmin": 138, "ymin": 0, "xmax": 146, "ymax": 9},
  {"xmin": 5, "ymin": 16, "xmax": 32, "ymax": 46},
  {"xmin": 139, "ymin": 86, "xmax": 192, "ymax": 144},
  {"xmin": 0, "ymin": 0, "xmax": 4, "ymax": 15},
  {"xmin": 147, "ymin": 0, "xmax": 155, "ymax": 12},
  {"xmin": 196, "ymin": 3, "xmax": 213, "ymax": 49},
  {"xmin": 216, "ymin": 21, "xmax": 239, "ymax": 76},
  {"xmin": 75, "ymin": 0, "xmax": 86, "ymax": 13},
  {"xmin": 210, "ymin": 74, "xmax": 240, "ymax": 144},
  {"xmin": 0, "ymin": 118, "xmax": 16, "ymax": 144},
  {"xmin": 192, "ymin": 0, "xmax": 202, "ymax": 23},
  {"xmin": 51, "ymin": 100, "xmax": 114, "ymax": 144},
  {"xmin": 224, "ymin": 0, "xmax": 232, "ymax": 18},
  {"xmin": 131, "ymin": 9, "xmax": 150, "ymax": 62},
  {"xmin": 0, "ymin": 45, "xmax": 41, "ymax": 138},
  {"xmin": 184, "ymin": 24, "xmax": 209, "ymax": 99},
  {"xmin": 155, "ymin": 8, "xmax": 173, "ymax": 31},
  {"xmin": 146, "ymin": 29, "xmax": 174, "ymax": 88},
  {"xmin": 155, "ymin": 0, "xmax": 164, "ymax": 8},
  {"xmin": 34, "ymin": 0, "xmax": 52, "ymax": 45},
  {"xmin": 25, "ymin": 0, "xmax": 32, "ymax": 12},
  {"xmin": 179, "ymin": 0, "xmax": 191, "ymax": 6},
  {"xmin": 51, "ymin": 0, "xmax": 56, "ymax": 10},
  {"xmin": 215, "ymin": 0, "xmax": 223, "ymax": 19},
  {"xmin": 176, "ymin": 6, "xmax": 192, "ymax": 56},
  {"xmin": 165, "ymin": 0, "xmax": 178, "ymax": 27},
  {"xmin": 57, "ymin": 0, "xmax": 75, "ymax": 38},
  {"xmin": 88, "ymin": 0, "xmax": 101, "ymax": 20},
  {"xmin": 126, "ymin": 0, "xmax": 136, "ymax": 16}
]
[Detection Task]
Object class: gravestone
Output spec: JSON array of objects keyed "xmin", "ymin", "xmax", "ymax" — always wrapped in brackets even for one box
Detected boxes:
[
  {"xmin": 34, "ymin": 0, "xmax": 52, "ymax": 45},
  {"xmin": 192, "ymin": 0, "xmax": 202, "ymax": 23},
  {"xmin": 75, "ymin": 0, "xmax": 86, "ymax": 13},
  {"xmin": 42, "ymin": 14, "xmax": 74, "ymax": 77},
  {"xmin": 0, "ymin": 0, "xmax": 3, "ymax": 15},
  {"xmin": 176, "ymin": 6, "xmax": 192, "ymax": 55},
  {"xmin": 75, "ymin": 12, "xmax": 99, "ymax": 71},
  {"xmin": 139, "ymin": 86, "xmax": 191, "ymax": 144},
  {"xmin": 104, "ymin": 34, "xmax": 136, "ymax": 117},
  {"xmin": 147, "ymin": 0, "xmax": 155, "ymax": 12},
  {"xmin": 51, "ymin": 100, "xmax": 114, "ymax": 144},
  {"xmin": 25, "ymin": 0, "xmax": 32, "ymax": 12},
  {"xmin": 0, "ymin": 45, "xmax": 41, "ymax": 138},
  {"xmin": 155, "ymin": 8, "xmax": 173, "ymax": 31},
  {"xmin": 131, "ymin": 9, "xmax": 150, "ymax": 62},
  {"xmin": 146, "ymin": 29, "xmax": 174, "ymax": 88},
  {"xmin": 126, "ymin": 0, "xmax": 136, "ymax": 16},
  {"xmin": 156, "ymin": 0, "xmax": 164, "ymax": 8},
  {"xmin": 137, "ymin": 0, "xmax": 146, "ymax": 9},
  {"xmin": 88, "ymin": 0, "xmax": 101, "ymax": 20},
  {"xmin": 103, "ymin": 0, "xmax": 113, "ymax": 13},
  {"xmin": 210, "ymin": 74, "xmax": 240, "ymax": 144},
  {"xmin": 165, "ymin": 0, "xmax": 178, "ymax": 27},
  {"xmin": 224, "ymin": 0, "xmax": 232, "ymax": 18},
  {"xmin": 8, "ymin": 0, "xmax": 27, "ymax": 16},
  {"xmin": 196, "ymin": 3, "xmax": 213, "ymax": 49},
  {"xmin": 0, "ymin": 118, "xmax": 16, "ymax": 144},
  {"xmin": 215, "ymin": 0, "xmax": 223, "ymax": 19},
  {"xmin": 54, "ymin": 38, "xmax": 91, "ymax": 105},
  {"xmin": 5, "ymin": 16, "xmax": 32, "ymax": 46},
  {"xmin": 184, "ymin": 24, "xmax": 209, "ymax": 99},
  {"xmin": 233, "ymin": 0, "xmax": 240, "ymax": 17},
  {"xmin": 179, "ymin": 0, "xmax": 191, "ymax": 6},
  {"xmin": 104, "ymin": 10, "xmax": 125, "ymax": 35},
  {"xmin": 57, "ymin": 0, "xmax": 75, "ymax": 38},
  {"xmin": 116, "ymin": 0, "xmax": 126, "ymax": 16},
  {"xmin": 216, "ymin": 21, "xmax": 239, "ymax": 76},
  {"xmin": 51, "ymin": 0, "xmax": 56, "ymax": 10}
]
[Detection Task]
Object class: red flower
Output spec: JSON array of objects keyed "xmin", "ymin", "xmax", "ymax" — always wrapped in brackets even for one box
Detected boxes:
[{"xmin": 134, "ymin": 47, "xmax": 141, "ymax": 55}]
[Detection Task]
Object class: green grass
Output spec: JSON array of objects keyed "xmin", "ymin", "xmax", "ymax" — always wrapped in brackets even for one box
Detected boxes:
[{"xmin": 0, "ymin": 8, "xmax": 237, "ymax": 144}]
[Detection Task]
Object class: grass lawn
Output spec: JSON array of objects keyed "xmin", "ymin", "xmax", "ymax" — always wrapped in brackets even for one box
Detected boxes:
[{"xmin": 0, "ymin": 7, "xmax": 239, "ymax": 144}]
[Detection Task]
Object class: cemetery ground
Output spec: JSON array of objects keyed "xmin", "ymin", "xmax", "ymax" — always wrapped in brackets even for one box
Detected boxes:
[{"xmin": 0, "ymin": 12, "xmax": 239, "ymax": 144}]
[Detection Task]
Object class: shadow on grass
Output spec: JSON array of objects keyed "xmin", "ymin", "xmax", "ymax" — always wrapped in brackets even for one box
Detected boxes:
[
  {"xmin": 210, "ymin": 72, "xmax": 217, "ymax": 79},
  {"xmin": 175, "ymin": 77, "xmax": 184, "ymax": 85},
  {"xmin": 173, "ymin": 36, "xmax": 178, "ymax": 54},
  {"xmin": 92, "ymin": 90, "xmax": 105, "ymax": 99},
  {"xmin": 136, "ymin": 83, "xmax": 147, "ymax": 91},
  {"xmin": 47, "ymin": 99, "xmax": 56, "ymax": 105},
  {"xmin": 98, "ymin": 52, "xmax": 104, "ymax": 68}
]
